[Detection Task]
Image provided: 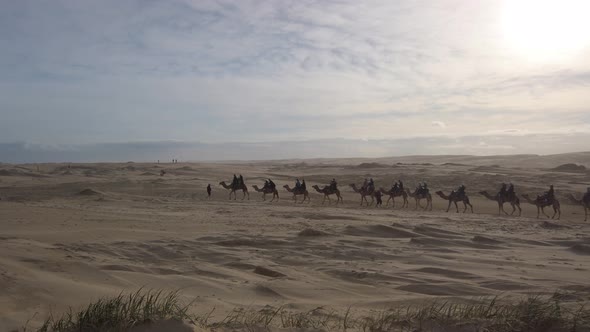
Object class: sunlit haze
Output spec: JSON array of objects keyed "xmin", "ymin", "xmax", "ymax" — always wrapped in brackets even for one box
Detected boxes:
[{"xmin": 1, "ymin": 0, "xmax": 589, "ymax": 162}]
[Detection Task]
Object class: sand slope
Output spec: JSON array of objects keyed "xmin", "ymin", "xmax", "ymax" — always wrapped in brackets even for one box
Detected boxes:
[{"xmin": 1, "ymin": 154, "xmax": 590, "ymax": 330}]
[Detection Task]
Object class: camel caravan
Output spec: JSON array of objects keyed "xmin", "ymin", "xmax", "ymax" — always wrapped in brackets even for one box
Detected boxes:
[{"xmin": 215, "ymin": 175, "xmax": 590, "ymax": 221}]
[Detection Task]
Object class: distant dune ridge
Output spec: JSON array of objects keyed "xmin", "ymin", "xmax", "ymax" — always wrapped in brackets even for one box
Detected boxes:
[{"xmin": 1, "ymin": 152, "xmax": 590, "ymax": 331}]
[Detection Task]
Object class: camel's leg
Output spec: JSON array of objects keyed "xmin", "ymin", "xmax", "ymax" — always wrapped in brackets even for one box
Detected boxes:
[
  {"xmin": 417, "ymin": 199, "xmax": 424, "ymax": 210},
  {"xmin": 454, "ymin": 201, "xmax": 459, "ymax": 213},
  {"xmin": 462, "ymin": 201, "xmax": 467, "ymax": 213},
  {"xmin": 446, "ymin": 200, "xmax": 452, "ymax": 212},
  {"xmin": 385, "ymin": 196, "xmax": 392, "ymax": 206},
  {"xmin": 537, "ymin": 206, "xmax": 549, "ymax": 218},
  {"xmin": 516, "ymin": 204, "xmax": 521, "ymax": 216}
]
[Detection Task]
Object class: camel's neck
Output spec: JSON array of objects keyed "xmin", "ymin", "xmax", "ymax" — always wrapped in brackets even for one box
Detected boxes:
[
  {"xmin": 521, "ymin": 195, "xmax": 536, "ymax": 204},
  {"xmin": 252, "ymin": 185, "xmax": 262, "ymax": 192},
  {"xmin": 480, "ymin": 191, "xmax": 496, "ymax": 201},
  {"xmin": 220, "ymin": 182, "xmax": 231, "ymax": 189},
  {"xmin": 568, "ymin": 194, "xmax": 583, "ymax": 205},
  {"xmin": 436, "ymin": 191, "xmax": 449, "ymax": 200},
  {"xmin": 350, "ymin": 185, "xmax": 360, "ymax": 193}
]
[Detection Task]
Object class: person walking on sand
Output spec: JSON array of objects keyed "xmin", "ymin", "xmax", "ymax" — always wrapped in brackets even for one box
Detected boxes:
[{"xmin": 207, "ymin": 184, "xmax": 212, "ymax": 199}]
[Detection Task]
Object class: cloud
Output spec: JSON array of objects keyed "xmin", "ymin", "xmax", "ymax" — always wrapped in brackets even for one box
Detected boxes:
[
  {"xmin": 0, "ymin": 0, "xmax": 589, "ymax": 156},
  {"xmin": 431, "ymin": 121, "xmax": 447, "ymax": 128}
]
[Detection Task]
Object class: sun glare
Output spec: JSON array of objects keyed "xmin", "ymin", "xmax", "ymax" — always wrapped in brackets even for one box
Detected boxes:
[{"xmin": 501, "ymin": 0, "xmax": 590, "ymax": 62}]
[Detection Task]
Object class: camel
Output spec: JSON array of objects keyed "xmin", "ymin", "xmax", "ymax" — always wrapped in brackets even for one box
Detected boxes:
[
  {"xmin": 405, "ymin": 188, "xmax": 432, "ymax": 210},
  {"xmin": 479, "ymin": 191, "xmax": 521, "ymax": 216},
  {"xmin": 567, "ymin": 192, "xmax": 590, "ymax": 221},
  {"xmin": 379, "ymin": 187, "xmax": 409, "ymax": 208},
  {"xmin": 436, "ymin": 190, "xmax": 473, "ymax": 213},
  {"xmin": 521, "ymin": 194, "xmax": 560, "ymax": 219},
  {"xmin": 283, "ymin": 185, "xmax": 310, "ymax": 203},
  {"xmin": 349, "ymin": 184, "xmax": 375, "ymax": 206},
  {"xmin": 312, "ymin": 185, "xmax": 343, "ymax": 204},
  {"xmin": 252, "ymin": 185, "xmax": 279, "ymax": 202},
  {"xmin": 219, "ymin": 181, "xmax": 250, "ymax": 200}
]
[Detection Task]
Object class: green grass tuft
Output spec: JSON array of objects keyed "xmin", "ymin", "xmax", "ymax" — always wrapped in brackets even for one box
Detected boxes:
[
  {"xmin": 35, "ymin": 289, "xmax": 192, "ymax": 332},
  {"xmin": 28, "ymin": 290, "xmax": 590, "ymax": 332}
]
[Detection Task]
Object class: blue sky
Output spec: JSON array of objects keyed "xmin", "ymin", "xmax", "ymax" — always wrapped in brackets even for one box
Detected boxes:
[{"xmin": 1, "ymin": 0, "xmax": 589, "ymax": 162}]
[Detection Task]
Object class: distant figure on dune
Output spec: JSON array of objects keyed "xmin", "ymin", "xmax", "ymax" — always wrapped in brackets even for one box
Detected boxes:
[
  {"xmin": 207, "ymin": 184, "xmax": 212, "ymax": 199},
  {"xmin": 374, "ymin": 190, "xmax": 383, "ymax": 207}
]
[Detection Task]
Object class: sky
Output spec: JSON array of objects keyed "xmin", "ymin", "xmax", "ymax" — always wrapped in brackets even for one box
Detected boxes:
[{"xmin": 1, "ymin": 0, "xmax": 589, "ymax": 162}]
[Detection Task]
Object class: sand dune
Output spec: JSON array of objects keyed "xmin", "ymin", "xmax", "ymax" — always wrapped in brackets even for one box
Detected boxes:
[{"xmin": 1, "ymin": 153, "xmax": 590, "ymax": 330}]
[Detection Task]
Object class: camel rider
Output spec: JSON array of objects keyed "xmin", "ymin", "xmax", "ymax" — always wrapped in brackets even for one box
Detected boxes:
[
  {"xmin": 368, "ymin": 178, "xmax": 374, "ymax": 191},
  {"xmin": 544, "ymin": 185, "xmax": 555, "ymax": 203},
  {"xmin": 362, "ymin": 178, "xmax": 369, "ymax": 190},
  {"xmin": 295, "ymin": 178, "xmax": 301, "ymax": 189},
  {"xmin": 232, "ymin": 174, "xmax": 238, "ymax": 187},
  {"xmin": 264, "ymin": 180, "xmax": 270, "ymax": 189},
  {"xmin": 239, "ymin": 175, "xmax": 244, "ymax": 187},
  {"xmin": 420, "ymin": 182, "xmax": 428, "ymax": 194},
  {"xmin": 507, "ymin": 183, "xmax": 515, "ymax": 199},
  {"xmin": 398, "ymin": 180, "xmax": 404, "ymax": 191},
  {"xmin": 499, "ymin": 183, "xmax": 507, "ymax": 197},
  {"xmin": 330, "ymin": 178, "xmax": 337, "ymax": 190},
  {"xmin": 457, "ymin": 184, "xmax": 466, "ymax": 197},
  {"xmin": 392, "ymin": 182, "xmax": 399, "ymax": 192},
  {"xmin": 268, "ymin": 179, "xmax": 276, "ymax": 189},
  {"xmin": 302, "ymin": 179, "xmax": 307, "ymax": 190}
]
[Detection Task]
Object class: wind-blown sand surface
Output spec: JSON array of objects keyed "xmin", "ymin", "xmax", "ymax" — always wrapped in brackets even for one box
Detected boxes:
[{"xmin": 1, "ymin": 152, "xmax": 590, "ymax": 330}]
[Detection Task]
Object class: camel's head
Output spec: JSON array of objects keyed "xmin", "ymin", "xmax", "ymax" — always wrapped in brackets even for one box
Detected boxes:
[
  {"xmin": 218, "ymin": 181, "xmax": 224, "ymax": 185},
  {"xmin": 312, "ymin": 185, "xmax": 319, "ymax": 189},
  {"xmin": 283, "ymin": 184, "xmax": 289, "ymax": 188}
]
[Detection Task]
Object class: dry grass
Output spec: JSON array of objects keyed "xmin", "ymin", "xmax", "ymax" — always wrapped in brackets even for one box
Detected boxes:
[
  {"xmin": 33, "ymin": 289, "xmax": 192, "ymax": 332},
  {"xmin": 27, "ymin": 290, "xmax": 590, "ymax": 332}
]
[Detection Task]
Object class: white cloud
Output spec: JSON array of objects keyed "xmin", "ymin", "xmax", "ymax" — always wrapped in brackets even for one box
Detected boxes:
[
  {"xmin": 0, "ymin": 0, "xmax": 589, "ymax": 156},
  {"xmin": 431, "ymin": 121, "xmax": 447, "ymax": 128}
]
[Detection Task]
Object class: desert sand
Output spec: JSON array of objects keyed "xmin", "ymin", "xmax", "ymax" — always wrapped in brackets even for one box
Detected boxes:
[{"xmin": 1, "ymin": 152, "xmax": 590, "ymax": 330}]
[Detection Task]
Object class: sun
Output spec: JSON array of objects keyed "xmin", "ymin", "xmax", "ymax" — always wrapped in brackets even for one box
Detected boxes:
[{"xmin": 501, "ymin": 0, "xmax": 590, "ymax": 62}]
